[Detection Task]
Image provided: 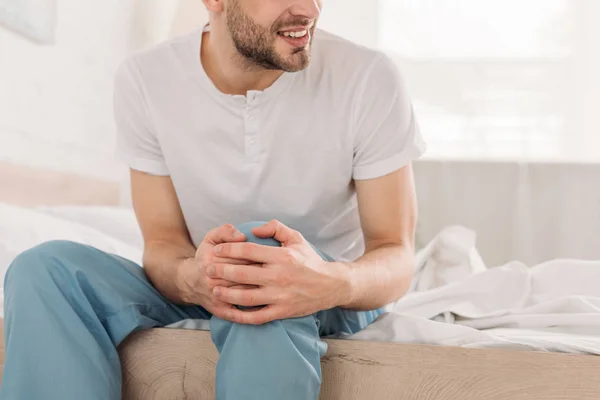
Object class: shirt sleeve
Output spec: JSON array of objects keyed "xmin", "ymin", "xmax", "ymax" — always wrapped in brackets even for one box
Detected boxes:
[
  {"xmin": 352, "ymin": 53, "xmax": 427, "ymax": 181},
  {"xmin": 113, "ymin": 57, "xmax": 169, "ymax": 176}
]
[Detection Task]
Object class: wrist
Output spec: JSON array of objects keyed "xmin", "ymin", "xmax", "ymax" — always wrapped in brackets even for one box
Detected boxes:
[
  {"xmin": 174, "ymin": 257, "xmax": 195, "ymax": 304},
  {"xmin": 330, "ymin": 261, "xmax": 356, "ymax": 309}
]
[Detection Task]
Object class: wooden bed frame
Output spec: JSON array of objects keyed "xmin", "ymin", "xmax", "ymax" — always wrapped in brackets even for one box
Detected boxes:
[
  {"xmin": 117, "ymin": 328, "xmax": 600, "ymax": 400},
  {"xmin": 2, "ymin": 163, "xmax": 600, "ymax": 399},
  {"xmin": 1, "ymin": 323, "xmax": 599, "ymax": 399}
]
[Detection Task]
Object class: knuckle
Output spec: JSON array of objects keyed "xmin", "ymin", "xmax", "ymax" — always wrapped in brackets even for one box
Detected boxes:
[
  {"xmin": 280, "ymin": 248, "xmax": 296, "ymax": 264},
  {"xmin": 241, "ymin": 243, "xmax": 253, "ymax": 259},
  {"xmin": 214, "ymin": 311, "xmax": 226, "ymax": 321},
  {"xmin": 242, "ymin": 291, "xmax": 253, "ymax": 305},
  {"xmin": 217, "ymin": 243, "xmax": 230, "ymax": 257},
  {"xmin": 232, "ymin": 312, "xmax": 243, "ymax": 324},
  {"xmin": 215, "ymin": 264, "xmax": 224, "ymax": 277},
  {"xmin": 196, "ymin": 270, "xmax": 208, "ymax": 284},
  {"xmin": 233, "ymin": 268, "xmax": 247, "ymax": 282},
  {"xmin": 203, "ymin": 276, "xmax": 214, "ymax": 290},
  {"xmin": 180, "ymin": 291, "xmax": 192, "ymax": 304},
  {"xmin": 215, "ymin": 309, "xmax": 229, "ymax": 321},
  {"xmin": 217, "ymin": 287, "xmax": 228, "ymax": 300},
  {"xmin": 202, "ymin": 253, "xmax": 213, "ymax": 266},
  {"xmin": 205, "ymin": 227, "xmax": 219, "ymax": 239},
  {"xmin": 277, "ymin": 291, "xmax": 289, "ymax": 303}
]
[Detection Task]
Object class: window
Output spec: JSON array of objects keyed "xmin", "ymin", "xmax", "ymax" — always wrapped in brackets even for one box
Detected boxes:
[{"xmin": 379, "ymin": 0, "xmax": 600, "ymax": 162}]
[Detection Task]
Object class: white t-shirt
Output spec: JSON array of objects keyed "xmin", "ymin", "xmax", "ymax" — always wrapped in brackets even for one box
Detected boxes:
[{"xmin": 114, "ymin": 26, "xmax": 426, "ymax": 262}]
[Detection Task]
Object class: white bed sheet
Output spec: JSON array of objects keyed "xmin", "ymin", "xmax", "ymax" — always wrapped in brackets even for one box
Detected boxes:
[
  {"xmin": 2, "ymin": 203, "xmax": 600, "ymax": 355},
  {"xmin": 348, "ymin": 226, "xmax": 600, "ymax": 355},
  {"xmin": 0, "ymin": 202, "xmax": 143, "ymax": 318}
]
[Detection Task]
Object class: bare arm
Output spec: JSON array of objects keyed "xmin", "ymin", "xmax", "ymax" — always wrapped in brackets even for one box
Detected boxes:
[
  {"xmin": 203, "ymin": 165, "xmax": 418, "ymax": 324},
  {"xmin": 337, "ymin": 164, "xmax": 418, "ymax": 310},
  {"xmin": 130, "ymin": 169, "xmax": 248, "ymax": 315},
  {"xmin": 130, "ymin": 169, "xmax": 196, "ymax": 304}
]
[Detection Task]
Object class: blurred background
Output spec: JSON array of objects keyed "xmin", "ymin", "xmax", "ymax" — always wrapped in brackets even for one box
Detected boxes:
[{"xmin": 1, "ymin": 0, "xmax": 599, "ymax": 267}]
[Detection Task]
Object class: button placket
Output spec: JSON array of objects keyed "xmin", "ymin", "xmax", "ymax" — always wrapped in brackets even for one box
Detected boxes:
[{"xmin": 244, "ymin": 97, "xmax": 260, "ymax": 163}]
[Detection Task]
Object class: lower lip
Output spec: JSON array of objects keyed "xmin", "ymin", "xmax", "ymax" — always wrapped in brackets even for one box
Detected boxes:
[{"xmin": 278, "ymin": 32, "xmax": 310, "ymax": 48}]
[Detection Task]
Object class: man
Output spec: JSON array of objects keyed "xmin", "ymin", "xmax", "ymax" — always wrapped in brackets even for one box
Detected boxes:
[{"xmin": 1, "ymin": 0, "xmax": 426, "ymax": 399}]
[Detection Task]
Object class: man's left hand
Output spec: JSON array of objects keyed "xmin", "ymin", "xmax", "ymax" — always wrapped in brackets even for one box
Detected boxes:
[{"xmin": 206, "ymin": 220, "xmax": 351, "ymax": 325}]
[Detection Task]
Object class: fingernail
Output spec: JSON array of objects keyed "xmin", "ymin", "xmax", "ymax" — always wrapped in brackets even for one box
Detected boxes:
[
  {"xmin": 213, "ymin": 287, "xmax": 221, "ymax": 297},
  {"xmin": 214, "ymin": 245, "xmax": 222, "ymax": 254},
  {"xmin": 207, "ymin": 265, "xmax": 215, "ymax": 276}
]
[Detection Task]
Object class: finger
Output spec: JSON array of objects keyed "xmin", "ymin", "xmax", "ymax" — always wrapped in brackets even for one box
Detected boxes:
[
  {"xmin": 214, "ymin": 242, "xmax": 283, "ymax": 264},
  {"xmin": 225, "ymin": 305, "xmax": 285, "ymax": 325},
  {"xmin": 207, "ymin": 278, "xmax": 249, "ymax": 288},
  {"xmin": 208, "ymin": 263, "xmax": 273, "ymax": 285},
  {"xmin": 213, "ymin": 256, "xmax": 255, "ymax": 265},
  {"xmin": 251, "ymin": 219, "xmax": 303, "ymax": 245},
  {"xmin": 205, "ymin": 224, "xmax": 246, "ymax": 245},
  {"xmin": 210, "ymin": 303, "xmax": 239, "ymax": 322},
  {"xmin": 213, "ymin": 286, "xmax": 274, "ymax": 307}
]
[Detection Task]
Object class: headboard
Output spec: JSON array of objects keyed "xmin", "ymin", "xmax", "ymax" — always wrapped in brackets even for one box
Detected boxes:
[{"xmin": 0, "ymin": 161, "xmax": 121, "ymax": 207}]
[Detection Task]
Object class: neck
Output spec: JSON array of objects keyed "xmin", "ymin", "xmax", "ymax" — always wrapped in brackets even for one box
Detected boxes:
[{"xmin": 201, "ymin": 29, "xmax": 284, "ymax": 96}]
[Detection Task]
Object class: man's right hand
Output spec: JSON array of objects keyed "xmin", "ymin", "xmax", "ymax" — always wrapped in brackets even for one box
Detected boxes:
[{"xmin": 176, "ymin": 224, "xmax": 258, "ymax": 319}]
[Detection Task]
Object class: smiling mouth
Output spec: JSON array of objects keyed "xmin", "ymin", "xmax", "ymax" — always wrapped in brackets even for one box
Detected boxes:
[
  {"xmin": 277, "ymin": 29, "xmax": 309, "ymax": 39},
  {"xmin": 276, "ymin": 26, "xmax": 312, "ymax": 48}
]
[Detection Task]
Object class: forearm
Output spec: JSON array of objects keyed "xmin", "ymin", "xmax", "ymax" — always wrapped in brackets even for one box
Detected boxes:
[
  {"xmin": 142, "ymin": 239, "xmax": 196, "ymax": 305},
  {"xmin": 336, "ymin": 243, "xmax": 415, "ymax": 311}
]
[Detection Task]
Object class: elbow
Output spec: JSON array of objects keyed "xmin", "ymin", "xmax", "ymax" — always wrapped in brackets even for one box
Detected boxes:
[{"xmin": 390, "ymin": 250, "xmax": 415, "ymax": 302}]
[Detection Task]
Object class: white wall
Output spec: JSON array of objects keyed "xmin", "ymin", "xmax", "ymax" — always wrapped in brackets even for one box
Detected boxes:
[
  {"xmin": 319, "ymin": 0, "xmax": 379, "ymax": 48},
  {"xmin": 414, "ymin": 160, "xmax": 600, "ymax": 266},
  {"xmin": 0, "ymin": 0, "xmax": 375, "ymax": 186},
  {"xmin": 0, "ymin": 0, "xmax": 178, "ymax": 182},
  {"xmin": 170, "ymin": 0, "xmax": 209, "ymax": 38},
  {"xmin": 168, "ymin": 0, "xmax": 379, "ymax": 47},
  {"xmin": 166, "ymin": 0, "xmax": 379, "ymax": 46}
]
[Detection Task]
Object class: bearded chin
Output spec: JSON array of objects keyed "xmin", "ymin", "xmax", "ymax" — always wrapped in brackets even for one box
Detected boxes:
[
  {"xmin": 226, "ymin": 0, "xmax": 311, "ymax": 72},
  {"xmin": 231, "ymin": 34, "xmax": 311, "ymax": 72},
  {"xmin": 232, "ymin": 35, "xmax": 283, "ymax": 71}
]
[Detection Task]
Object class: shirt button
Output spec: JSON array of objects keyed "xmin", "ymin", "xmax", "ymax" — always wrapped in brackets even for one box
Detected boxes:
[
  {"xmin": 249, "ymin": 138, "xmax": 256, "ymax": 145},
  {"xmin": 248, "ymin": 116, "xmax": 256, "ymax": 124}
]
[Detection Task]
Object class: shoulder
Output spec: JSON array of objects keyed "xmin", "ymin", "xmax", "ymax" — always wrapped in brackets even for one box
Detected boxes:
[{"xmin": 115, "ymin": 30, "xmax": 200, "ymax": 87}]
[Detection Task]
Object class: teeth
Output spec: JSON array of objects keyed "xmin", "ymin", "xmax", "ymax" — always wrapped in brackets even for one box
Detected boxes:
[{"xmin": 281, "ymin": 30, "xmax": 307, "ymax": 38}]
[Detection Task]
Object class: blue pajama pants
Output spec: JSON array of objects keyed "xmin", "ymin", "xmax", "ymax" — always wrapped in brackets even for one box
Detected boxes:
[{"xmin": 0, "ymin": 221, "xmax": 383, "ymax": 400}]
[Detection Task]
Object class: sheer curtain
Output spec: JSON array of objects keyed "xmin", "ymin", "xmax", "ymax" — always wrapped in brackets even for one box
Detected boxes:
[
  {"xmin": 379, "ymin": 0, "xmax": 600, "ymax": 162},
  {"xmin": 377, "ymin": 1, "xmax": 600, "ymax": 265}
]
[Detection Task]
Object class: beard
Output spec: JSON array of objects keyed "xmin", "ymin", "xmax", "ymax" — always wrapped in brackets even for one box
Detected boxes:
[{"xmin": 226, "ymin": 0, "xmax": 314, "ymax": 72}]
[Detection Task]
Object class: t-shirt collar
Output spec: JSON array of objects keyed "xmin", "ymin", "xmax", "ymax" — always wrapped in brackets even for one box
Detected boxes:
[{"xmin": 187, "ymin": 24, "xmax": 296, "ymax": 106}]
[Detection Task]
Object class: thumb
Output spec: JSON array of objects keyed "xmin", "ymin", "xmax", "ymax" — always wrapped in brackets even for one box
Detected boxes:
[
  {"xmin": 252, "ymin": 219, "xmax": 302, "ymax": 246},
  {"xmin": 205, "ymin": 224, "xmax": 246, "ymax": 245}
]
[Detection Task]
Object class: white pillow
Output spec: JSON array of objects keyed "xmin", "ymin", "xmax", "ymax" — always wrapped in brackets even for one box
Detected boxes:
[
  {"xmin": 36, "ymin": 205, "xmax": 144, "ymax": 250},
  {"xmin": 0, "ymin": 203, "xmax": 145, "ymax": 317}
]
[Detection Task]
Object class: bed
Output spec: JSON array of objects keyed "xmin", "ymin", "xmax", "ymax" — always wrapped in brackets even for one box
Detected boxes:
[
  {"xmin": 2, "ymin": 162, "xmax": 600, "ymax": 399},
  {"xmin": 0, "ymin": 321, "xmax": 598, "ymax": 399}
]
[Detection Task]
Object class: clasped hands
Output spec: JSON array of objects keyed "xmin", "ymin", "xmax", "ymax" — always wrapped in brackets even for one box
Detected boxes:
[{"xmin": 177, "ymin": 220, "xmax": 350, "ymax": 325}]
